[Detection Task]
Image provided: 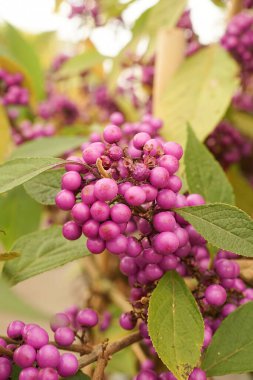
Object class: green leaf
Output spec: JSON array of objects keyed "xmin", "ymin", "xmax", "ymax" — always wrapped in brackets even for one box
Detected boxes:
[
  {"xmin": 0, "ymin": 252, "xmax": 20, "ymax": 261},
  {"xmin": 107, "ymin": 348, "xmax": 136, "ymax": 376},
  {"xmin": 3, "ymin": 23, "xmax": 45, "ymax": 100},
  {"xmin": 175, "ymin": 203, "xmax": 253, "ymax": 257},
  {"xmin": 58, "ymin": 50, "xmax": 105, "ymax": 78},
  {"xmin": 0, "ymin": 187, "xmax": 42, "ymax": 249},
  {"xmin": 66, "ymin": 371, "xmax": 90, "ymax": 379},
  {"xmin": 0, "ymin": 276, "xmax": 46, "ymax": 319},
  {"xmin": 10, "ymin": 136, "xmax": 84, "ymax": 159},
  {"xmin": 0, "ymin": 157, "xmax": 64, "ymax": 194},
  {"xmin": 210, "ymin": 0, "xmax": 226, "ymax": 6},
  {"xmin": 11, "ymin": 365, "xmax": 21, "ymax": 380},
  {"xmin": 202, "ymin": 302, "xmax": 253, "ymax": 375},
  {"xmin": 227, "ymin": 166, "xmax": 253, "ymax": 215},
  {"xmin": 158, "ymin": 45, "xmax": 238, "ymax": 148},
  {"xmin": 24, "ymin": 169, "xmax": 63, "ymax": 205},
  {"xmin": 3, "ymin": 226, "xmax": 90, "ymax": 285},
  {"xmin": 148, "ymin": 271, "xmax": 204, "ymax": 380},
  {"xmin": 185, "ymin": 126, "xmax": 235, "ymax": 204}
]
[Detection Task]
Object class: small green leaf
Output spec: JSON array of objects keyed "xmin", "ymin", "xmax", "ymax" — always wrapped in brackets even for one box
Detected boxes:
[
  {"xmin": 3, "ymin": 23, "xmax": 45, "ymax": 100},
  {"xmin": 202, "ymin": 302, "xmax": 253, "ymax": 375},
  {"xmin": 0, "ymin": 276, "xmax": 46, "ymax": 319},
  {"xmin": 0, "ymin": 252, "xmax": 20, "ymax": 261},
  {"xmin": 0, "ymin": 157, "xmax": 64, "ymax": 194},
  {"xmin": 3, "ymin": 226, "xmax": 90, "ymax": 285},
  {"xmin": 0, "ymin": 187, "xmax": 42, "ymax": 249},
  {"xmin": 10, "ymin": 136, "xmax": 84, "ymax": 159},
  {"xmin": 24, "ymin": 169, "xmax": 63, "ymax": 205},
  {"xmin": 158, "ymin": 45, "xmax": 238, "ymax": 148},
  {"xmin": 58, "ymin": 50, "xmax": 105, "ymax": 78},
  {"xmin": 175, "ymin": 204, "xmax": 253, "ymax": 257},
  {"xmin": 185, "ymin": 126, "xmax": 235, "ymax": 204},
  {"xmin": 148, "ymin": 271, "xmax": 204, "ymax": 380},
  {"xmin": 11, "ymin": 365, "xmax": 21, "ymax": 379}
]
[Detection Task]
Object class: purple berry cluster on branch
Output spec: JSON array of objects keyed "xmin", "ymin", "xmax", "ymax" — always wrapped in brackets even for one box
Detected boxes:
[
  {"xmin": 0, "ymin": 69, "xmax": 29, "ymax": 106},
  {"xmin": 0, "ymin": 306, "xmax": 99, "ymax": 379}
]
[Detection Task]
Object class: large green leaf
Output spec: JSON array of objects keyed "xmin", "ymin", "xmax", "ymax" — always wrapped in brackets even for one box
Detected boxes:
[
  {"xmin": 0, "ymin": 157, "xmax": 64, "ymax": 194},
  {"xmin": 148, "ymin": 272, "xmax": 204, "ymax": 380},
  {"xmin": 3, "ymin": 23, "xmax": 44, "ymax": 100},
  {"xmin": 24, "ymin": 169, "xmax": 63, "ymax": 205},
  {"xmin": 0, "ymin": 187, "xmax": 42, "ymax": 249},
  {"xmin": 58, "ymin": 50, "xmax": 105, "ymax": 78},
  {"xmin": 202, "ymin": 302, "xmax": 253, "ymax": 375},
  {"xmin": 175, "ymin": 204, "xmax": 253, "ymax": 257},
  {"xmin": 3, "ymin": 226, "xmax": 89, "ymax": 285},
  {"xmin": 158, "ymin": 45, "xmax": 238, "ymax": 148},
  {"xmin": 0, "ymin": 276, "xmax": 46, "ymax": 319},
  {"xmin": 185, "ymin": 126, "xmax": 235, "ymax": 204},
  {"xmin": 10, "ymin": 136, "xmax": 84, "ymax": 159}
]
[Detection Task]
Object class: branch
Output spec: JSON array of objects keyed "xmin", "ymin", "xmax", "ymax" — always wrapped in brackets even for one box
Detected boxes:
[
  {"xmin": 50, "ymin": 342, "xmax": 92, "ymax": 355},
  {"xmin": 0, "ymin": 345, "xmax": 13, "ymax": 358},
  {"xmin": 79, "ymin": 332, "xmax": 142, "ymax": 369}
]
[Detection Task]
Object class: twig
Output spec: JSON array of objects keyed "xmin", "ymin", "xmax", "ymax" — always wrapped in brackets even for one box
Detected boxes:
[
  {"xmin": 0, "ymin": 345, "xmax": 14, "ymax": 358},
  {"xmin": 79, "ymin": 332, "xmax": 141, "ymax": 369},
  {"xmin": 92, "ymin": 341, "xmax": 109, "ymax": 380},
  {"xmin": 50, "ymin": 342, "xmax": 92, "ymax": 354}
]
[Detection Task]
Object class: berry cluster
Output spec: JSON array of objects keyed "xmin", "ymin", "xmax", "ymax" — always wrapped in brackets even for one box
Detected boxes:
[
  {"xmin": 0, "ymin": 69, "xmax": 29, "ymax": 106},
  {"xmin": 39, "ymin": 94, "xmax": 79, "ymax": 125},
  {"xmin": 0, "ymin": 306, "xmax": 99, "ymax": 379},
  {"xmin": 12, "ymin": 120, "xmax": 55, "ymax": 145},
  {"xmin": 205, "ymin": 120, "xmax": 251, "ymax": 169},
  {"xmin": 221, "ymin": 12, "xmax": 253, "ymax": 71}
]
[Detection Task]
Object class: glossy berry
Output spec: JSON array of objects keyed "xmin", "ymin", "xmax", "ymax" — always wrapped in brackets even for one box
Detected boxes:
[
  {"xmin": 25, "ymin": 326, "xmax": 49, "ymax": 349},
  {"xmin": 13, "ymin": 344, "xmax": 36, "ymax": 368},
  {"xmin": 38, "ymin": 368, "xmax": 59, "ymax": 380},
  {"xmin": 57, "ymin": 353, "xmax": 79, "ymax": 377},
  {"xmin": 19, "ymin": 367, "xmax": 39, "ymax": 380},
  {"xmin": 0, "ymin": 357, "xmax": 12, "ymax": 380},
  {"xmin": 119, "ymin": 312, "xmax": 137, "ymax": 330},
  {"xmin": 37, "ymin": 345, "xmax": 60, "ymax": 368},
  {"xmin": 76, "ymin": 308, "xmax": 98, "ymax": 327},
  {"xmin": 7, "ymin": 320, "xmax": 25, "ymax": 339},
  {"xmin": 205, "ymin": 285, "xmax": 227, "ymax": 306},
  {"xmin": 54, "ymin": 327, "xmax": 75, "ymax": 346}
]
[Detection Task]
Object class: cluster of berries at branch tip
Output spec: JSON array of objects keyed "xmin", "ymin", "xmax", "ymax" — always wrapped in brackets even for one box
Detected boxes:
[
  {"xmin": 0, "ymin": 69, "xmax": 29, "ymax": 106},
  {"xmin": 205, "ymin": 120, "xmax": 252, "ymax": 169},
  {"xmin": 0, "ymin": 305, "xmax": 99, "ymax": 379}
]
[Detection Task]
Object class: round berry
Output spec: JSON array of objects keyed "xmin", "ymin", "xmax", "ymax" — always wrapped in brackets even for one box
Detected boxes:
[
  {"xmin": 153, "ymin": 212, "xmax": 176, "ymax": 232},
  {"xmin": 55, "ymin": 190, "xmax": 75, "ymax": 211},
  {"xmin": 57, "ymin": 353, "xmax": 79, "ymax": 377},
  {"xmin": 77, "ymin": 308, "xmax": 98, "ymax": 327},
  {"xmin": 54, "ymin": 327, "xmax": 75, "ymax": 346},
  {"xmin": 37, "ymin": 345, "xmax": 60, "ymax": 368},
  {"xmin": 87, "ymin": 237, "xmax": 105, "ymax": 254},
  {"xmin": 82, "ymin": 220, "xmax": 99, "ymax": 238},
  {"xmin": 50, "ymin": 313, "xmax": 70, "ymax": 332},
  {"xmin": 106, "ymin": 234, "xmax": 128, "ymax": 255},
  {"xmin": 205, "ymin": 285, "xmax": 227, "ymax": 306},
  {"xmin": 119, "ymin": 312, "xmax": 136, "ymax": 330},
  {"xmin": 62, "ymin": 221, "xmax": 82, "ymax": 240},
  {"xmin": 38, "ymin": 368, "xmax": 59, "ymax": 380},
  {"xmin": 99, "ymin": 221, "xmax": 120, "ymax": 241},
  {"xmin": 111, "ymin": 203, "xmax": 131, "ymax": 224},
  {"xmin": 0, "ymin": 357, "xmax": 12, "ymax": 380},
  {"xmin": 94, "ymin": 178, "xmax": 118, "ymax": 201},
  {"xmin": 61, "ymin": 171, "xmax": 81, "ymax": 191},
  {"xmin": 7, "ymin": 320, "xmax": 25, "ymax": 339},
  {"xmin": 124, "ymin": 186, "xmax": 146, "ymax": 206},
  {"xmin": 150, "ymin": 167, "xmax": 169, "ymax": 189},
  {"xmin": 71, "ymin": 203, "xmax": 90, "ymax": 224},
  {"xmin": 90, "ymin": 201, "xmax": 110, "ymax": 222},
  {"xmin": 13, "ymin": 344, "xmax": 36, "ymax": 368},
  {"xmin": 19, "ymin": 367, "xmax": 39, "ymax": 380},
  {"xmin": 153, "ymin": 232, "xmax": 179, "ymax": 255},
  {"xmin": 103, "ymin": 124, "xmax": 122, "ymax": 143},
  {"xmin": 25, "ymin": 326, "xmax": 49, "ymax": 349}
]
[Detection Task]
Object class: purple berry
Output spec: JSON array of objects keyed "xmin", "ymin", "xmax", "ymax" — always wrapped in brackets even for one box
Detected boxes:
[
  {"xmin": 111, "ymin": 203, "xmax": 131, "ymax": 223},
  {"xmin": 99, "ymin": 221, "xmax": 121, "ymax": 241},
  {"xmin": 153, "ymin": 232, "xmax": 179, "ymax": 255},
  {"xmin": 57, "ymin": 353, "xmax": 79, "ymax": 377},
  {"xmin": 54, "ymin": 327, "xmax": 75, "ymax": 346},
  {"xmin": 62, "ymin": 221, "xmax": 82, "ymax": 240},
  {"xmin": 37, "ymin": 345, "xmax": 60, "ymax": 368},
  {"xmin": 87, "ymin": 237, "xmax": 105, "ymax": 254},
  {"xmin": 124, "ymin": 186, "xmax": 146, "ymax": 206},
  {"xmin": 119, "ymin": 312, "xmax": 137, "ymax": 330},
  {"xmin": 55, "ymin": 190, "xmax": 75, "ymax": 211},
  {"xmin": 90, "ymin": 201, "xmax": 110, "ymax": 222},
  {"xmin": 76, "ymin": 308, "xmax": 98, "ymax": 327},
  {"xmin": 71, "ymin": 203, "xmax": 90, "ymax": 224},
  {"xmin": 103, "ymin": 124, "xmax": 122, "ymax": 143},
  {"xmin": 0, "ymin": 357, "xmax": 12, "ymax": 380},
  {"xmin": 13, "ymin": 344, "xmax": 36, "ymax": 368},
  {"xmin": 38, "ymin": 368, "xmax": 59, "ymax": 380},
  {"xmin": 61, "ymin": 171, "xmax": 81, "ymax": 191},
  {"xmin": 50, "ymin": 313, "xmax": 70, "ymax": 332},
  {"xmin": 205, "ymin": 285, "xmax": 227, "ymax": 306},
  {"xmin": 94, "ymin": 178, "xmax": 118, "ymax": 201},
  {"xmin": 25, "ymin": 326, "xmax": 49, "ymax": 349},
  {"xmin": 7, "ymin": 320, "xmax": 25, "ymax": 339},
  {"xmin": 19, "ymin": 367, "xmax": 39, "ymax": 380}
]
